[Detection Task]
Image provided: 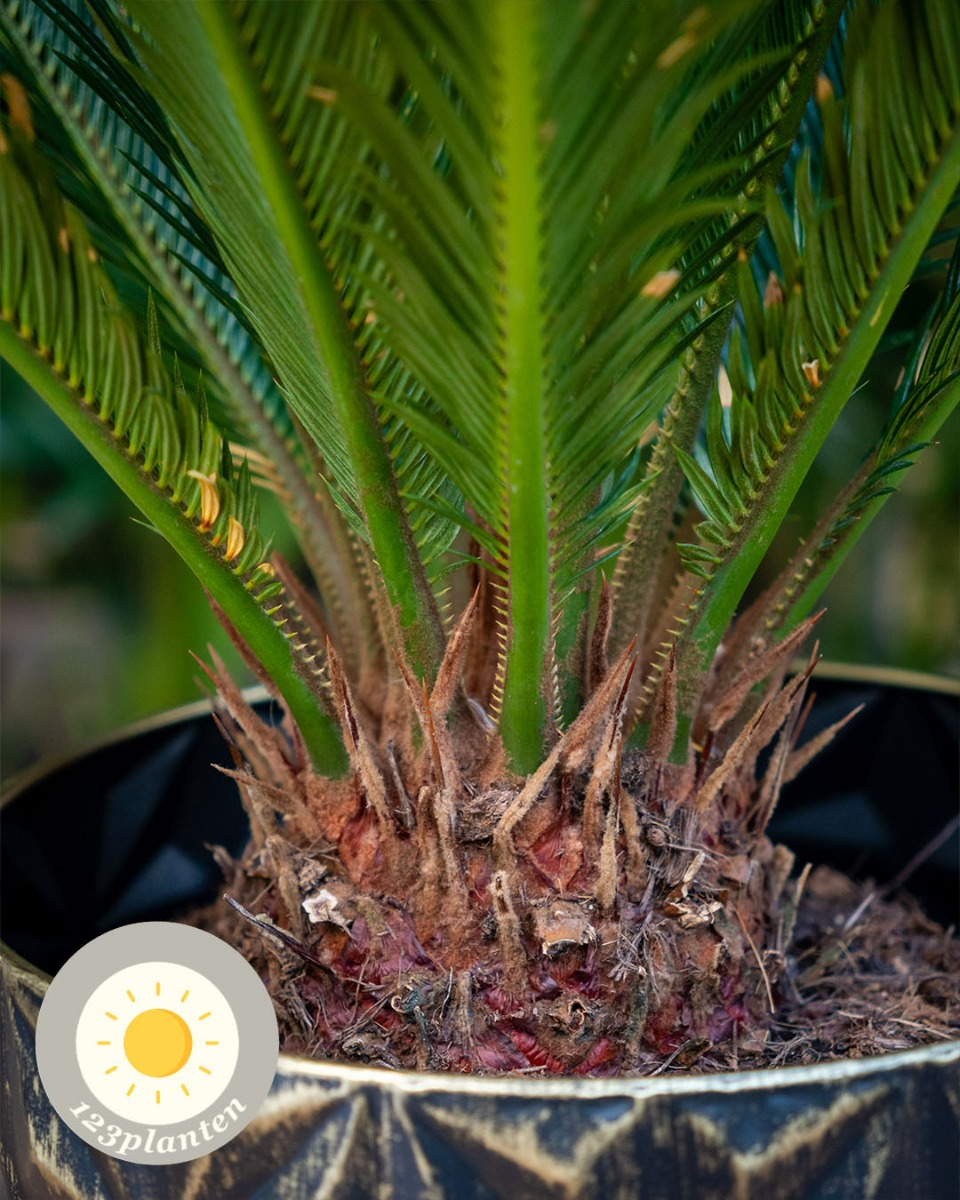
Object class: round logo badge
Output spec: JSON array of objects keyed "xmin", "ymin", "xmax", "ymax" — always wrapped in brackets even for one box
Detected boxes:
[{"xmin": 36, "ymin": 922, "xmax": 278, "ymax": 1164}]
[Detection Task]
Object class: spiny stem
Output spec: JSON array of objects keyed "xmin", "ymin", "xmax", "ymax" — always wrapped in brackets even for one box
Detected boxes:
[{"xmin": 493, "ymin": 0, "xmax": 552, "ymax": 772}]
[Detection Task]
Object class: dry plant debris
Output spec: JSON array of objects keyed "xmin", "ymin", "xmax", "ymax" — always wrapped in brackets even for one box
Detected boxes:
[{"xmin": 197, "ymin": 634, "xmax": 958, "ymax": 1077}]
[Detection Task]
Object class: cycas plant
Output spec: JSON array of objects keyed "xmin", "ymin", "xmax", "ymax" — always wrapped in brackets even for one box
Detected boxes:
[{"xmin": 1, "ymin": 0, "xmax": 958, "ymax": 1074}]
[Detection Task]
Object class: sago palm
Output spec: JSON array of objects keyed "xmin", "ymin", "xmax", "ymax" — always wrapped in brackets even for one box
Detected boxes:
[{"xmin": 1, "ymin": 0, "xmax": 958, "ymax": 1074}]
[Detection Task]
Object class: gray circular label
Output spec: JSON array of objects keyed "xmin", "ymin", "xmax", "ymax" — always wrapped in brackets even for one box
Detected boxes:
[{"xmin": 36, "ymin": 922, "xmax": 278, "ymax": 1164}]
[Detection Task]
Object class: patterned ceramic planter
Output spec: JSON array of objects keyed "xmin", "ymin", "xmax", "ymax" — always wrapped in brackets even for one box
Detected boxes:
[{"xmin": 2, "ymin": 670, "xmax": 958, "ymax": 1199}]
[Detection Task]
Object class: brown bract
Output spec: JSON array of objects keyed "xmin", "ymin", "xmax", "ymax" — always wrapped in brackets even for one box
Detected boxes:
[{"xmin": 191, "ymin": 607, "xmax": 954, "ymax": 1079}]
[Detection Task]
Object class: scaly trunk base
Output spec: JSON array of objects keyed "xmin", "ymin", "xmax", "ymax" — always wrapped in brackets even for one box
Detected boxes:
[{"xmin": 214, "ymin": 739, "xmax": 798, "ymax": 1075}]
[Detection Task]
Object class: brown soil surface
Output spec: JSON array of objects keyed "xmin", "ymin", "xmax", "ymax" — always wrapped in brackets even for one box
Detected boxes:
[
  {"xmin": 197, "ymin": 862, "xmax": 958, "ymax": 1076},
  {"xmin": 643, "ymin": 865, "xmax": 960, "ymax": 1076}
]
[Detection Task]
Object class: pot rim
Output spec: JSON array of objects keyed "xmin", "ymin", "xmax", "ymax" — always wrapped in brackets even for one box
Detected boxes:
[
  {"xmin": 3, "ymin": 663, "xmax": 958, "ymax": 1095},
  {"xmin": 275, "ymin": 1036, "xmax": 960, "ymax": 1095}
]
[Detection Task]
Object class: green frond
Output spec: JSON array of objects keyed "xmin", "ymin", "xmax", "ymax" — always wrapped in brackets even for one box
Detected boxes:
[
  {"xmin": 0, "ymin": 128, "xmax": 346, "ymax": 771},
  {"xmin": 3, "ymin": 0, "xmax": 957, "ymax": 783},
  {"xmin": 662, "ymin": 0, "xmax": 960, "ymax": 751},
  {"xmin": 0, "ymin": 0, "xmax": 378, "ymax": 673},
  {"xmin": 764, "ymin": 239, "xmax": 960, "ymax": 632},
  {"xmin": 114, "ymin": 0, "xmax": 445, "ymax": 681},
  {"xmin": 610, "ymin": 0, "xmax": 846, "ymax": 658},
  {"xmin": 329, "ymin": 0, "xmax": 842, "ymax": 765}
]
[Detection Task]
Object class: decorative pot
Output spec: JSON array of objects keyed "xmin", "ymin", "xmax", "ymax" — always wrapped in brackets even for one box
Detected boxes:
[{"xmin": 2, "ymin": 668, "xmax": 958, "ymax": 1199}]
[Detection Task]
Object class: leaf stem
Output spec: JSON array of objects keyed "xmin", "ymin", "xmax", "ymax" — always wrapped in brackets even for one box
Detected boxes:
[
  {"xmin": 493, "ymin": 0, "xmax": 552, "ymax": 771},
  {"xmin": 193, "ymin": 1, "xmax": 445, "ymax": 683},
  {"xmin": 782, "ymin": 373, "xmax": 960, "ymax": 630}
]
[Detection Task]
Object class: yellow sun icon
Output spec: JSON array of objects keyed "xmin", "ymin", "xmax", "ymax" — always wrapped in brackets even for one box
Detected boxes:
[
  {"xmin": 124, "ymin": 1007, "xmax": 193, "ymax": 1077},
  {"xmin": 76, "ymin": 963, "xmax": 239, "ymax": 1125}
]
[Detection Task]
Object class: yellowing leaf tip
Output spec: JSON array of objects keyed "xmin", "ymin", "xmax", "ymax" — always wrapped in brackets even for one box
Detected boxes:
[{"xmin": 642, "ymin": 270, "xmax": 681, "ymax": 299}]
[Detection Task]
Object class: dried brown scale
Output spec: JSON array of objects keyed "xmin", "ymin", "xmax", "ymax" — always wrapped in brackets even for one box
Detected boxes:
[
  {"xmin": 195, "ymin": 605, "xmax": 960, "ymax": 1076},
  {"xmin": 200, "ymin": 647, "xmax": 861, "ymax": 1077}
]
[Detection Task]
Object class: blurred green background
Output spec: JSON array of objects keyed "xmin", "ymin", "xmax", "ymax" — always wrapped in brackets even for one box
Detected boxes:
[
  {"xmin": 1, "ymin": 360, "xmax": 260, "ymax": 782},
  {"xmin": 2, "ymin": 330, "xmax": 958, "ymax": 784}
]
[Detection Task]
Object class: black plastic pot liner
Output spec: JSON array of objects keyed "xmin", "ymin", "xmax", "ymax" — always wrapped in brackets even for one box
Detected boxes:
[
  {"xmin": 768, "ymin": 679, "xmax": 958, "ymax": 915},
  {"xmin": 1, "ymin": 707, "xmax": 258, "ymax": 974},
  {"xmin": 1, "ymin": 680, "xmax": 957, "ymax": 976}
]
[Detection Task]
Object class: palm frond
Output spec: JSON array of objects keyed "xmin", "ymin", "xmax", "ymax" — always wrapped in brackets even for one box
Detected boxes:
[
  {"xmin": 655, "ymin": 0, "xmax": 960, "ymax": 748},
  {"xmin": 609, "ymin": 0, "xmax": 846, "ymax": 659},
  {"xmin": 323, "ymin": 0, "xmax": 828, "ymax": 765},
  {"xmin": 743, "ymin": 234, "xmax": 960, "ymax": 642},
  {"xmin": 3, "ymin": 0, "xmax": 958, "ymax": 781},
  {"xmin": 0, "ymin": 0, "xmax": 379, "ymax": 673},
  {"xmin": 0, "ymin": 120, "xmax": 346, "ymax": 770},
  {"xmin": 112, "ymin": 0, "xmax": 448, "ymax": 681}
]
